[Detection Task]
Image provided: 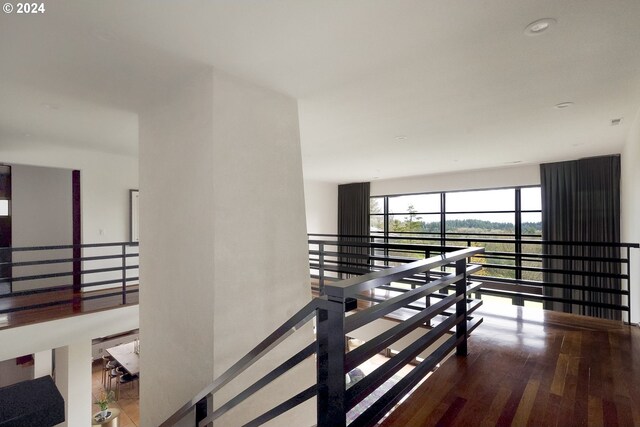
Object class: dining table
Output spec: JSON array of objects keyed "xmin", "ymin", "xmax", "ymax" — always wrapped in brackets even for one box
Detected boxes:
[{"xmin": 106, "ymin": 341, "xmax": 139, "ymax": 376}]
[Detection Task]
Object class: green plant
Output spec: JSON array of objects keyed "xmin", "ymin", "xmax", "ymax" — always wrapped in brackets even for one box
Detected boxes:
[{"xmin": 94, "ymin": 390, "xmax": 115, "ymax": 411}]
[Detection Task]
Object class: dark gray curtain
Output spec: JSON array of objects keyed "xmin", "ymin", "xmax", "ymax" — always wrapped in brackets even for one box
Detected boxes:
[
  {"xmin": 541, "ymin": 155, "xmax": 621, "ymax": 320},
  {"xmin": 338, "ymin": 182, "xmax": 370, "ymax": 277}
]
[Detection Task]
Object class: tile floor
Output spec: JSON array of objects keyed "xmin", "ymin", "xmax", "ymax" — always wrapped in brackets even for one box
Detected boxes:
[{"xmin": 91, "ymin": 360, "xmax": 139, "ymax": 427}]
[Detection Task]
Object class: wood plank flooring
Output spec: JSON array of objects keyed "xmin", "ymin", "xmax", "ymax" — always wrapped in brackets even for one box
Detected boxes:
[
  {"xmin": 379, "ymin": 302, "xmax": 640, "ymax": 427},
  {"xmin": 0, "ymin": 286, "xmax": 138, "ymax": 330}
]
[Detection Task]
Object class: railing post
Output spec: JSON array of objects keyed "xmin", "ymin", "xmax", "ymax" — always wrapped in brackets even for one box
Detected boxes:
[
  {"xmin": 455, "ymin": 258, "xmax": 468, "ymax": 356},
  {"xmin": 316, "ymin": 296, "xmax": 347, "ymax": 427},
  {"xmin": 196, "ymin": 393, "xmax": 213, "ymax": 427},
  {"xmin": 319, "ymin": 242, "xmax": 325, "ymax": 296},
  {"xmin": 121, "ymin": 244, "xmax": 127, "ymax": 304},
  {"xmin": 425, "ymin": 249, "xmax": 431, "ymax": 326}
]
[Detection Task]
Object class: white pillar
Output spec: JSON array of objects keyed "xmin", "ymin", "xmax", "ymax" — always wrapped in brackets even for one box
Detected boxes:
[
  {"xmin": 54, "ymin": 339, "xmax": 92, "ymax": 427},
  {"xmin": 33, "ymin": 349, "xmax": 53, "ymax": 378},
  {"xmin": 139, "ymin": 68, "xmax": 315, "ymax": 426}
]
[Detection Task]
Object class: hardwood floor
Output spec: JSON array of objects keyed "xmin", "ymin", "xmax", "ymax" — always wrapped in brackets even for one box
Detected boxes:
[
  {"xmin": 91, "ymin": 360, "xmax": 139, "ymax": 427},
  {"xmin": 379, "ymin": 302, "xmax": 640, "ymax": 427},
  {"xmin": 0, "ymin": 286, "xmax": 138, "ymax": 330}
]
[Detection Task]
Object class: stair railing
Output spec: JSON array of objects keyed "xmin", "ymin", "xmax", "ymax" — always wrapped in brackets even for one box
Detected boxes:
[{"xmin": 161, "ymin": 244, "xmax": 484, "ymax": 427}]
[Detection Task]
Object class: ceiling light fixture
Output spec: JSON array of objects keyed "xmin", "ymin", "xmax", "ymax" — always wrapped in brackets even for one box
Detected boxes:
[
  {"xmin": 611, "ymin": 118, "xmax": 623, "ymax": 126},
  {"xmin": 394, "ymin": 135, "xmax": 408, "ymax": 142},
  {"xmin": 524, "ymin": 18, "xmax": 556, "ymax": 36},
  {"xmin": 554, "ymin": 102, "xmax": 574, "ymax": 109}
]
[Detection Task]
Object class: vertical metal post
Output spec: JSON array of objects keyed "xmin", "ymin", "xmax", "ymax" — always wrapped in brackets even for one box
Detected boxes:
[
  {"xmin": 514, "ymin": 188, "xmax": 524, "ymax": 306},
  {"xmin": 455, "ymin": 258, "xmax": 468, "ymax": 356},
  {"xmin": 319, "ymin": 242, "xmax": 325, "ymax": 296},
  {"xmin": 316, "ymin": 297, "xmax": 347, "ymax": 427},
  {"xmin": 425, "ymin": 249, "xmax": 431, "ymax": 326},
  {"xmin": 196, "ymin": 393, "xmax": 213, "ymax": 427},
  {"xmin": 121, "ymin": 244, "xmax": 127, "ymax": 304}
]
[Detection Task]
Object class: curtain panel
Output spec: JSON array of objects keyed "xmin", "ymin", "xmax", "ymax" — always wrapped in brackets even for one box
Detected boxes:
[
  {"xmin": 337, "ymin": 182, "xmax": 370, "ymax": 277},
  {"xmin": 541, "ymin": 155, "xmax": 621, "ymax": 320}
]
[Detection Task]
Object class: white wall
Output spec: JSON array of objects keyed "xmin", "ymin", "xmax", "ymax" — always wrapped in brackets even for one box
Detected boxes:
[
  {"xmin": 371, "ymin": 164, "xmax": 540, "ymax": 196},
  {"xmin": 10, "ymin": 164, "xmax": 73, "ymax": 291},
  {"xmin": 11, "ymin": 164, "xmax": 72, "ymax": 247},
  {"xmin": 621, "ymin": 109, "xmax": 640, "ymax": 325},
  {"xmin": 0, "ymin": 358, "xmax": 33, "ymax": 388},
  {"xmin": 139, "ymin": 68, "xmax": 314, "ymax": 426},
  {"xmin": 0, "ymin": 141, "xmax": 138, "ymax": 244},
  {"xmin": 304, "ymin": 179, "xmax": 337, "ymax": 235}
]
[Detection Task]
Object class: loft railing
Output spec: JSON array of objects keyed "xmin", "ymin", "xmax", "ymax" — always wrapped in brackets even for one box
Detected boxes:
[
  {"xmin": 161, "ymin": 244, "xmax": 484, "ymax": 427},
  {"xmin": 0, "ymin": 242, "xmax": 139, "ymax": 315},
  {"xmin": 308, "ymin": 232, "xmax": 639, "ymax": 322}
]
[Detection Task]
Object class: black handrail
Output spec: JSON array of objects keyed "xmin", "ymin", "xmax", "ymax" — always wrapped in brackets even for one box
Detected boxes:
[
  {"xmin": 0, "ymin": 242, "xmax": 139, "ymax": 314},
  {"xmin": 161, "ymin": 244, "xmax": 484, "ymax": 427},
  {"xmin": 308, "ymin": 233, "xmax": 638, "ymax": 322}
]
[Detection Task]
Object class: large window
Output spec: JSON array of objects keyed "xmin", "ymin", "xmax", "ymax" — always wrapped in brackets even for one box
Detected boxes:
[
  {"xmin": 370, "ymin": 186, "xmax": 542, "ymax": 306},
  {"xmin": 370, "ymin": 187, "xmax": 541, "ymax": 238}
]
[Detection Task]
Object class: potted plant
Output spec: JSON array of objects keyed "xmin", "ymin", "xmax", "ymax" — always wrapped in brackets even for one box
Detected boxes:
[{"xmin": 94, "ymin": 390, "xmax": 115, "ymax": 419}]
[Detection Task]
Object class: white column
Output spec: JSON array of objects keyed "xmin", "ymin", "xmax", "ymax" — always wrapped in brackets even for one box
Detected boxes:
[
  {"xmin": 33, "ymin": 349, "xmax": 53, "ymax": 378},
  {"xmin": 54, "ymin": 339, "xmax": 92, "ymax": 427},
  {"xmin": 139, "ymin": 68, "xmax": 315, "ymax": 426}
]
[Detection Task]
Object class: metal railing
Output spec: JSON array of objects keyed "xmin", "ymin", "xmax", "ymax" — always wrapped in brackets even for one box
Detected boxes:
[
  {"xmin": 162, "ymin": 244, "xmax": 484, "ymax": 427},
  {"xmin": 0, "ymin": 242, "xmax": 139, "ymax": 315},
  {"xmin": 309, "ymin": 232, "xmax": 639, "ymax": 322}
]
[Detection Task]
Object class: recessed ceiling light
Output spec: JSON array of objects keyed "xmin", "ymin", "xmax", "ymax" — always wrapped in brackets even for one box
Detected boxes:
[
  {"xmin": 611, "ymin": 118, "xmax": 623, "ymax": 126},
  {"xmin": 394, "ymin": 136, "xmax": 408, "ymax": 142},
  {"xmin": 554, "ymin": 102, "xmax": 574, "ymax": 109},
  {"xmin": 524, "ymin": 18, "xmax": 556, "ymax": 36}
]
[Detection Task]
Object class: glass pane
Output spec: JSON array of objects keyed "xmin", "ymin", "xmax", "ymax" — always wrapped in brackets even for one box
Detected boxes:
[
  {"xmin": 445, "ymin": 213, "xmax": 515, "ymax": 234},
  {"xmin": 521, "ymin": 187, "xmax": 541, "ymax": 211},
  {"xmin": 370, "ymin": 197, "xmax": 383, "ymax": 214},
  {"xmin": 388, "ymin": 194, "xmax": 440, "ymax": 214},
  {"xmin": 388, "ymin": 214, "xmax": 440, "ymax": 234},
  {"xmin": 446, "ymin": 189, "xmax": 515, "ymax": 212},
  {"xmin": 370, "ymin": 214, "xmax": 384, "ymax": 233},
  {"xmin": 521, "ymin": 212, "xmax": 542, "ymax": 236},
  {"xmin": 0, "ymin": 200, "xmax": 7, "ymax": 216}
]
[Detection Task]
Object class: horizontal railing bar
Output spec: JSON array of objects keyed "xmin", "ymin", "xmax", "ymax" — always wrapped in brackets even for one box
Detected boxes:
[
  {"xmin": 0, "ymin": 277, "xmax": 139, "ymax": 301},
  {"xmin": 310, "ymin": 233, "xmax": 640, "ymax": 248},
  {"xmin": 344, "ymin": 272, "xmax": 461, "ymax": 333},
  {"xmin": 0, "ymin": 265, "xmax": 138, "ymax": 284},
  {"xmin": 160, "ymin": 298, "xmax": 321, "ymax": 427},
  {"xmin": 0, "ymin": 253, "xmax": 138, "ymax": 267},
  {"xmin": 240, "ymin": 385, "xmax": 317, "ymax": 427},
  {"xmin": 308, "ymin": 239, "xmax": 462, "ymax": 253},
  {"xmin": 346, "ymin": 313, "xmax": 462, "ymax": 411},
  {"xmin": 326, "ymin": 247, "xmax": 483, "ymax": 299},
  {"xmin": 0, "ymin": 241, "xmax": 139, "ymax": 252},
  {"xmin": 476, "ymin": 288, "xmax": 629, "ymax": 311},
  {"xmin": 469, "ymin": 275, "xmax": 630, "ymax": 296},
  {"xmin": 348, "ymin": 333, "xmax": 460, "ymax": 427},
  {"xmin": 346, "ymin": 293, "xmax": 461, "ymax": 372},
  {"xmin": 205, "ymin": 342, "xmax": 316, "ymax": 423},
  {"xmin": 475, "ymin": 263, "xmax": 628, "ymax": 280}
]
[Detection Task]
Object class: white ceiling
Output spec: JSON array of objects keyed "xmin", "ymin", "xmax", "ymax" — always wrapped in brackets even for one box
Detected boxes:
[{"xmin": 1, "ymin": 0, "xmax": 639, "ymax": 183}]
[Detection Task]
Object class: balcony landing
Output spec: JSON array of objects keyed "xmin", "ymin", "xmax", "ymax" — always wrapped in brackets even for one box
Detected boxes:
[{"xmin": 0, "ymin": 287, "xmax": 138, "ymax": 331}]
